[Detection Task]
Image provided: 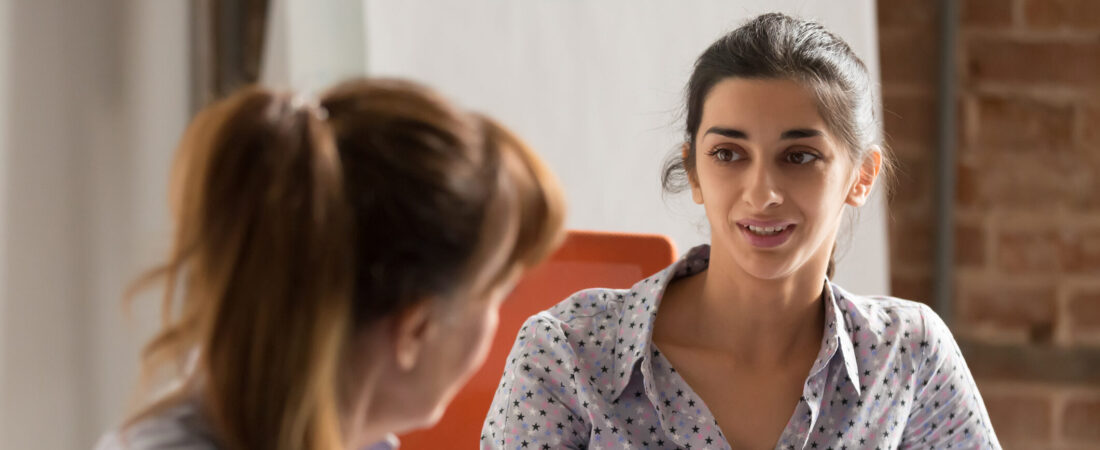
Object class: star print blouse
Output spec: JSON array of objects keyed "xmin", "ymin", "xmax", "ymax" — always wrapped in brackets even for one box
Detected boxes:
[{"xmin": 481, "ymin": 244, "xmax": 1001, "ymax": 449}]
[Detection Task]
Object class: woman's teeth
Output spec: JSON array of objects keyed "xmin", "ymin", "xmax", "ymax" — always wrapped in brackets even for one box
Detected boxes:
[{"xmin": 746, "ymin": 225, "xmax": 788, "ymax": 236}]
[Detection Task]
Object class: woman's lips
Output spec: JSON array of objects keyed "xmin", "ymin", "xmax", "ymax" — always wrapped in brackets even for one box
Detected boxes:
[
  {"xmin": 736, "ymin": 222, "xmax": 796, "ymax": 248},
  {"xmin": 736, "ymin": 218, "xmax": 795, "ymax": 228}
]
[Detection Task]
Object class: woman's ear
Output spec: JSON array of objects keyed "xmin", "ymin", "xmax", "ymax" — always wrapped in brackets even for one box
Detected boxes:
[
  {"xmin": 683, "ymin": 143, "xmax": 704, "ymax": 205},
  {"xmin": 845, "ymin": 146, "xmax": 882, "ymax": 207},
  {"xmin": 390, "ymin": 300, "xmax": 437, "ymax": 371}
]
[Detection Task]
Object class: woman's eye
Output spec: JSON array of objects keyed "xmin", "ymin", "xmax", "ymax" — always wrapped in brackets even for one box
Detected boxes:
[
  {"xmin": 709, "ymin": 148, "xmax": 739, "ymax": 162},
  {"xmin": 785, "ymin": 151, "xmax": 820, "ymax": 165}
]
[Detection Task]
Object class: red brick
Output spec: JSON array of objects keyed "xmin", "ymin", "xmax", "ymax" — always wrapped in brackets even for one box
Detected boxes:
[
  {"xmin": 974, "ymin": 95, "xmax": 1075, "ymax": 152},
  {"xmin": 879, "ymin": 0, "xmax": 939, "ymax": 28},
  {"xmin": 955, "ymin": 159, "xmax": 981, "ymax": 208},
  {"xmin": 956, "ymin": 223, "xmax": 986, "ymax": 267},
  {"xmin": 888, "ymin": 197, "xmax": 932, "ymax": 221},
  {"xmin": 1064, "ymin": 144, "xmax": 1100, "ymax": 212},
  {"xmin": 957, "ymin": 148, "xmax": 1098, "ymax": 214},
  {"xmin": 890, "ymin": 220, "xmax": 932, "ymax": 267},
  {"xmin": 1062, "ymin": 397, "xmax": 1100, "ymax": 442},
  {"xmin": 998, "ymin": 229, "xmax": 1062, "ymax": 274},
  {"xmin": 1024, "ymin": 0, "xmax": 1100, "ymax": 31},
  {"xmin": 996, "ymin": 227, "xmax": 1100, "ymax": 274},
  {"xmin": 983, "ymin": 391, "xmax": 1054, "ymax": 442},
  {"xmin": 957, "ymin": 277, "xmax": 1056, "ymax": 334},
  {"xmin": 1083, "ymin": 103, "xmax": 1100, "ymax": 149},
  {"xmin": 883, "ymin": 93, "xmax": 938, "ymax": 149},
  {"xmin": 880, "ymin": 29, "xmax": 939, "ymax": 87},
  {"xmin": 1060, "ymin": 229, "xmax": 1100, "ymax": 274},
  {"xmin": 1068, "ymin": 287, "xmax": 1100, "ymax": 336},
  {"xmin": 967, "ymin": 38, "xmax": 1100, "ymax": 88},
  {"xmin": 889, "ymin": 151, "xmax": 933, "ymax": 211},
  {"xmin": 963, "ymin": 0, "xmax": 1016, "ymax": 28},
  {"xmin": 890, "ymin": 272, "xmax": 933, "ymax": 303}
]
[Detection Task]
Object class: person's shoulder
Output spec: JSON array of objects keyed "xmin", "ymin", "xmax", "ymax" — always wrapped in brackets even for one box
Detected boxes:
[
  {"xmin": 515, "ymin": 286, "xmax": 624, "ymax": 333},
  {"xmin": 510, "ymin": 287, "xmax": 632, "ymax": 363},
  {"xmin": 836, "ymin": 286, "xmax": 941, "ymax": 332},
  {"xmin": 835, "ymin": 286, "xmax": 959, "ymax": 359},
  {"xmin": 518, "ymin": 286, "xmax": 631, "ymax": 333},
  {"xmin": 544, "ymin": 287, "xmax": 631, "ymax": 320},
  {"xmin": 95, "ymin": 401, "xmax": 219, "ymax": 450}
]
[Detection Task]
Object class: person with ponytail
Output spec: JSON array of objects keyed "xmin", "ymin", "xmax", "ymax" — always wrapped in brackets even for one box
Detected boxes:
[
  {"xmin": 482, "ymin": 13, "xmax": 999, "ymax": 449},
  {"xmin": 96, "ymin": 78, "xmax": 565, "ymax": 450}
]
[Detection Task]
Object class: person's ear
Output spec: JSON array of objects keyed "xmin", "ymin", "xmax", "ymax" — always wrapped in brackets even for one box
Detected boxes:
[
  {"xmin": 845, "ymin": 146, "xmax": 882, "ymax": 207},
  {"xmin": 683, "ymin": 143, "xmax": 703, "ymax": 205},
  {"xmin": 390, "ymin": 300, "xmax": 437, "ymax": 371}
]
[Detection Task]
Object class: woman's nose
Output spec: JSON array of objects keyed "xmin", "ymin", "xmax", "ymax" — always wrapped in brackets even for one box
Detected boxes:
[{"xmin": 741, "ymin": 163, "xmax": 783, "ymax": 210}]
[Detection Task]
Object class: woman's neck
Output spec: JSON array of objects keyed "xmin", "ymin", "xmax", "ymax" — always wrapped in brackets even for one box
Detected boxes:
[
  {"xmin": 340, "ymin": 340, "xmax": 391, "ymax": 449},
  {"xmin": 660, "ymin": 244, "xmax": 829, "ymax": 368}
]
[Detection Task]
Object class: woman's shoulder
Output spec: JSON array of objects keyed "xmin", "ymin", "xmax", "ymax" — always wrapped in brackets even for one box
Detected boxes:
[
  {"xmin": 514, "ymin": 286, "xmax": 633, "ymax": 344},
  {"xmin": 545, "ymin": 286, "xmax": 634, "ymax": 320},
  {"xmin": 833, "ymin": 284, "xmax": 959, "ymax": 354},
  {"xmin": 95, "ymin": 401, "xmax": 219, "ymax": 450},
  {"xmin": 837, "ymin": 284, "xmax": 935, "ymax": 321},
  {"xmin": 507, "ymin": 284, "xmax": 651, "ymax": 379}
]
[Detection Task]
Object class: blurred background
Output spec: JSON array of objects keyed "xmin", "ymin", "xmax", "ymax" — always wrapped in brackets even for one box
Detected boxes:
[{"xmin": 0, "ymin": 0, "xmax": 1096, "ymax": 448}]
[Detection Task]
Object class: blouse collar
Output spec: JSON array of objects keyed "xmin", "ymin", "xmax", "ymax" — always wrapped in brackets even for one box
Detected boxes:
[{"xmin": 607, "ymin": 244, "xmax": 862, "ymax": 403}]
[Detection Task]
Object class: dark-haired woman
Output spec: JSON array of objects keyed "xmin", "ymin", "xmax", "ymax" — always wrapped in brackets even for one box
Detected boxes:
[
  {"xmin": 96, "ymin": 78, "xmax": 566, "ymax": 450},
  {"xmin": 482, "ymin": 13, "xmax": 999, "ymax": 449}
]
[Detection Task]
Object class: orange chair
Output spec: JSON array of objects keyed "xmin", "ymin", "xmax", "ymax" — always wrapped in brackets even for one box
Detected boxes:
[{"xmin": 398, "ymin": 230, "xmax": 678, "ymax": 449}]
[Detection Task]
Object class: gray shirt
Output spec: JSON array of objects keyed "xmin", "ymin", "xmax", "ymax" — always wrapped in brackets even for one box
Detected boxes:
[
  {"xmin": 96, "ymin": 401, "xmax": 219, "ymax": 450},
  {"xmin": 95, "ymin": 400, "xmax": 401, "ymax": 450}
]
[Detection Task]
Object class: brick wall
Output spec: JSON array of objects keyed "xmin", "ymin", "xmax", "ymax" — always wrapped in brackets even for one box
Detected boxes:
[{"xmin": 879, "ymin": 0, "xmax": 1100, "ymax": 448}]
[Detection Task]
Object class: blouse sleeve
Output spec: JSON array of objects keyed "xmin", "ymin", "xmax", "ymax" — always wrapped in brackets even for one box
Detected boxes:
[
  {"xmin": 900, "ymin": 304, "xmax": 1002, "ymax": 449},
  {"xmin": 481, "ymin": 314, "xmax": 589, "ymax": 450}
]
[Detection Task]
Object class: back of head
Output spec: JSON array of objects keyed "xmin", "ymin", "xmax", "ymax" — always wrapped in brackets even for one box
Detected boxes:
[{"xmin": 127, "ymin": 78, "xmax": 565, "ymax": 450}]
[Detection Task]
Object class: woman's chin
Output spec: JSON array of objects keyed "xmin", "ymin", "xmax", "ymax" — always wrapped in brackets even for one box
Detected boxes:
[{"xmin": 735, "ymin": 253, "xmax": 800, "ymax": 281}]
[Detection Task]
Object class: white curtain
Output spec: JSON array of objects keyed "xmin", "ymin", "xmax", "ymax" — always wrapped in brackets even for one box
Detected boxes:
[{"xmin": 0, "ymin": 1, "xmax": 190, "ymax": 447}]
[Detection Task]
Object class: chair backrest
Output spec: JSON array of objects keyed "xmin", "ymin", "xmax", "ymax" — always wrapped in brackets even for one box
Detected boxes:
[{"xmin": 398, "ymin": 229, "xmax": 678, "ymax": 448}]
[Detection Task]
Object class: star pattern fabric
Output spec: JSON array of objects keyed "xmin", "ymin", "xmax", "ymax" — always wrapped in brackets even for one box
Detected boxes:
[{"xmin": 481, "ymin": 245, "xmax": 1001, "ymax": 449}]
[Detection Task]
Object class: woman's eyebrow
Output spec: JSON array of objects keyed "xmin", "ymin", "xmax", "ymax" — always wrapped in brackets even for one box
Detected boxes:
[
  {"xmin": 702, "ymin": 127, "xmax": 823, "ymax": 140},
  {"xmin": 703, "ymin": 126, "xmax": 748, "ymax": 139},
  {"xmin": 780, "ymin": 128, "xmax": 824, "ymax": 140}
]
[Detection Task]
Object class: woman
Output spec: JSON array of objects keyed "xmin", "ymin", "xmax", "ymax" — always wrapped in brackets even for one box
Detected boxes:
[
  {"xmin": 482, "ymin": 13, "xmax": 1000, "ymax": 449},
  {"xmin": 97, "ymin": 78, "xmax": 565, "ymax": 450}
]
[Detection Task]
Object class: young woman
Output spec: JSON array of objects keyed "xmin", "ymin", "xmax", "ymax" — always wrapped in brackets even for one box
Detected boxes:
[
  {"xmin": 482, "ymin": 13, "xmax": 1000, "ymax": 449},
  {"xmin": 96, "ymin": 78, "xmax": 565, "ymax": 450}
]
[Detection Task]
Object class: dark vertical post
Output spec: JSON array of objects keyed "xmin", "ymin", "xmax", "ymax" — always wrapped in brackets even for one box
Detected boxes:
[
  {"xmin": 933, "ymin": 0, "xmax": 960, "ymax": 325},
  {"xmin": 191, "ymin": 0, "xmax": 271, "ymax": 111}
]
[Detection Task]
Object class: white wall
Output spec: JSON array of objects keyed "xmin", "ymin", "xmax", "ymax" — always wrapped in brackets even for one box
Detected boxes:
[
  {"xmin": 0, "ymin": 2, "xmax": 888, "ymax": 447},
  {"xmin": 263, "ymin": 0, "xmax": 366, "ymax": 93},
  {"xmin": 0, "ymin": 0, "xmax": 10, "ymax": 442},
  {"xmin": 0, "ymin": 1, "xmax": 189, "ymax": 447},
  {"xmin": 359, "ymin": 0, "xmax": 890, "ymax": 295},
  {"xmin": 0, "ymin": 2, "xmax": 92, "ymax": 447},
  {"xmin": 88, "ymin": 0, "xmax": 191, "ymax": 440}
]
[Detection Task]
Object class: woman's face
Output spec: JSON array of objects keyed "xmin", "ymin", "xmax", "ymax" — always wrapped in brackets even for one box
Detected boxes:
[
  {"xmin": 687, "ymin": 78, "xmax": 871, "ymax": 281},
  {"xmin": 415, "ymin": 268, "xmax": 520, "ymax": 425},
  {"xmin": 358, "ymin": 194, "xmax": 523, "ymax": 441},
  {"xmin": 348, "ymin": 267, "xmax": 519, "ymax": 447}
]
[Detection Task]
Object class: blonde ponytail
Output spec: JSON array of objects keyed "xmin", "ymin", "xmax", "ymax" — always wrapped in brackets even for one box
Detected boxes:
[
  {"xmin": 128, "ymin": 87, "xmax": 353, "ymax": 450},
  {"xmin": 124, "ymin": 78, "xmax": 566, "ymax": 450}
]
